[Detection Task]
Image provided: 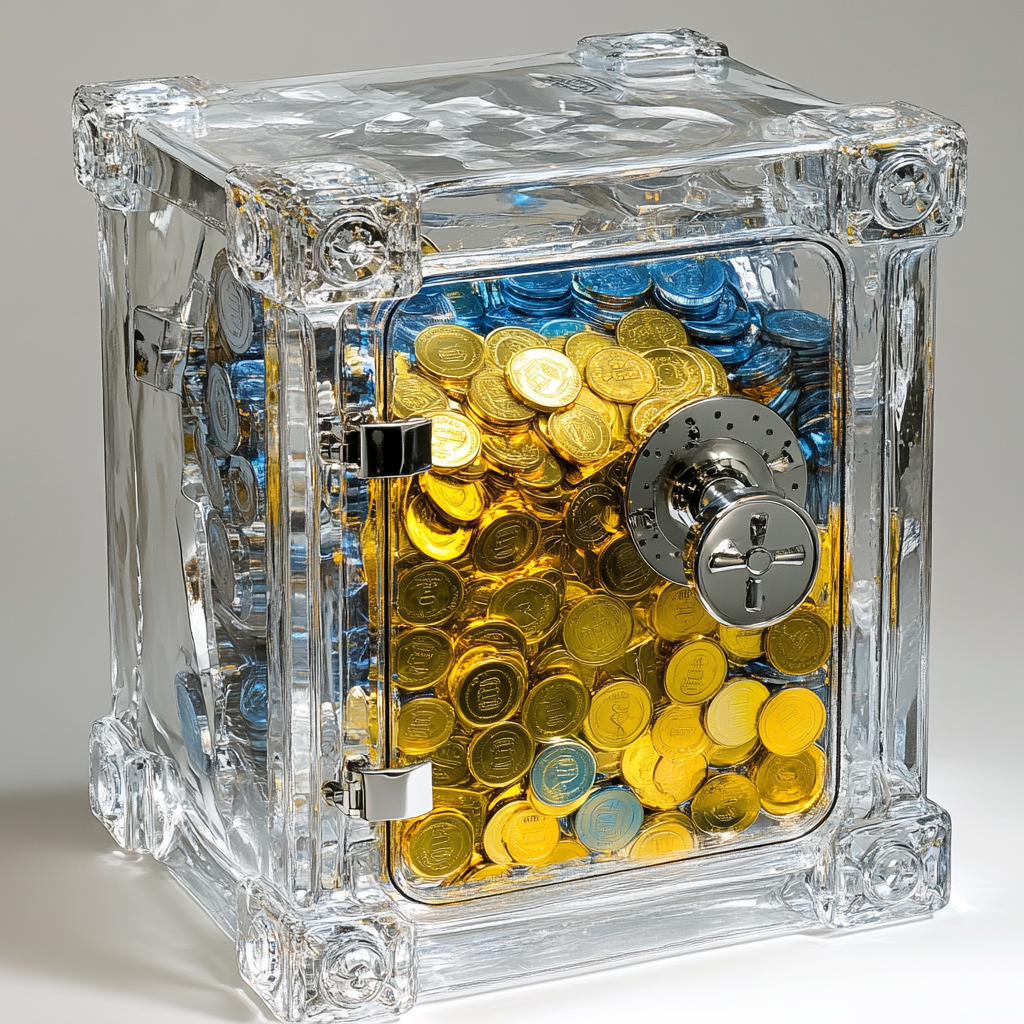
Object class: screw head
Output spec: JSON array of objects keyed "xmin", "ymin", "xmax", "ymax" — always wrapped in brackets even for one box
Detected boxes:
[
  {"xmin": 319, "ymin": 939, "xmax": 390, "ymax": 1007},
  {"xmin": 317, "ymin": 216, "xmax": 388, "ymax": 286},
  {"xmin": 865, "ymin": 842, "xmax": 923, "ymax": 903},
  {"xmin": 873, "ymin": 154, "xmax": 939, "ymax": 230}
]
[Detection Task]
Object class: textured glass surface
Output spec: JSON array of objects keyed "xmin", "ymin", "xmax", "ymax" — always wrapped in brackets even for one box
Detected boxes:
[{"xmin": 76, "ymin": 27, "xmax": 964, "ymax": 1023}]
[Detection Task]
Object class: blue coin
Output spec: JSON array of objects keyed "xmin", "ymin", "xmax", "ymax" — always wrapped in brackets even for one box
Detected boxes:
[
  {"xmin": 649, "ymin": 257, "xmax": 726, "ymax": 312},
  {"xmin": 767, "ymin": 386, "xmax": 800, "ymax": 418},
  {"xmin": 531, "ymin": 742, "xmax": 597, "ymax": 809},
  {"xmin": 240, "ymin": 665, "xmax": 268, "ymax": 730},
  {"xmin": 502, "ymin": 271, "xmax": 573, "ymax": 299},
  {"xmin": 571, "ymin": 295, "xmax": 633, "ymax": 330},
  {"xmin": 536, "ymin": 318, "xmax": 589, "ymax": 338},
  {"xmin": 763, "ymin": 309, "xmax": 832, "ymax": 351},
  {"xmin": 175, "ymin": 671, "xmax": 208, "ymax": 772},
  {"xmin": 441, "ymin": 284, "xmax": 486, "ymax": 327},
  {"xmin": 573, "ymin": 786, "xmax": 644, "ymax": 852},
  {"xmin": 484, "ymin": 304, "xmax": 538, "ymax": 329},
  {"xmin": 574, "ymin": 264, "xmax": 652, "ymax": 304},
  {"xmin": 798, "ymin": 428, "xmax": 832, "ymax": 466},
  {"xmin": 683, "ymin": 291, "xmax": 752, "ymax": 342},
  {"xmin": 697, "ymin": 332, "xmax": 760, "ymax": 368},
  {"xmin": 503, "ymin": 287, "xmax": 575, "ymax": 317},
  {"xmin": 729, "ymin": 345, "xmax": 792, "ymax": 388}
]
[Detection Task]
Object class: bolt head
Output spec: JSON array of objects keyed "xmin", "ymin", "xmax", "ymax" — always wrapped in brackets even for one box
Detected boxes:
[
  {"xmin": 873, "ymin": 154, "xmax": 939, "ymax": 230},
  {"xmin": 318, "ymin": 216, "xmax": 388, "ymax": 286}
]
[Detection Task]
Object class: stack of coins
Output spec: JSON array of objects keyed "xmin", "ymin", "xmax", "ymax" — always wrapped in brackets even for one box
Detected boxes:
[
  {"xmin": 502, "ymin": 271, "xmax": 574, "ymax": 318},
  {"xmin": 385, "ymin": 255, "xmax": 837, "ymax": 891}
]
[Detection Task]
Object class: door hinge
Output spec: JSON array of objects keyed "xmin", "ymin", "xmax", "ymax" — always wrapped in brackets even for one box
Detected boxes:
[
  {"xmin": 321, "ymin": 417, "xmax": 432, "ymax": 479},
  {"xmin": 323, "ymin": 756, "xmax": 433, "ymax": 822}
]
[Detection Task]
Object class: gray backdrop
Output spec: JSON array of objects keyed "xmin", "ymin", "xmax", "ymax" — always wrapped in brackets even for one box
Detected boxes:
[{"xmin": 1, "ymin": 0, "xmax": 1019, "ymax": 805}]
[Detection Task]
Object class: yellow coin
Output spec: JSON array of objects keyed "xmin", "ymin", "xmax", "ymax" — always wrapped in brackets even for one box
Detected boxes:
[
  {"xmin": 420, "ymin": 472, "xmax": 486, "ymax": 523},
  {"xmin": 506, "ymin": 348, "xmax": 583, "ymax": 411},
  {"xmin": 718, "ymin": 626, "xmax": 765, "ymax": 664},
  {"xmin": 596, "ymin": 533, "xmax": 658, "ymax": 599},
  {"xmin": 564, "ymin": 330, "xmax": 615, "ymax": 372},
  {"xmin": 585, "ymin": 681, "xmax": 653, "ymax": 751},
  {"xmin": 690, "ymin": 773, "xmax": 760, "ymax": 834},
  {"xmin": 462, "ymin": 862, "xmax": 511, "ymax": 881},
  {"xmin": 450, "ymin": 649, "xmax": 527, "ymax": 729},
  {"xmin": 482, "ymin": 800, "xmax": 525, "ymax": 865},
  {"xmin": 402, "ymin": 809, "xmax": 474, "ymax": 879},
  {"xmin": 467, "ymin": 369, "xmax": 535, "ymax": 429},
  {"xmin": 546, "ymin": 404, "xmax": 613, "ymax": 465},
  {"xmin": 754, "ymin": 745, "xmax": 827, "ymax": 816},
  {"xmin": 473, "ymin": 510, "xmax": 542, "ymax": 574},
  {"xmin": 649, "ymin": 583, "xmax": 717, "ymax": 641},
  {"xmin": 706, "ymin": 735, "xmax": 761, "ymax": 767},
  {"xmin": 481, "ymin": 432, "xmax": 545, "ymax": 473},
  {"xmin": 616, "ymin": 308, "xmax": 688, "ymax": 353},
  {"xmin": 396, "ymin": 698, "xmax": 455, "ymax": 755},
  {"xmin": 704, "ymin": 678, "xmax": 771, "ymax": 746},
  {"xmin": 653, "ymin": 753, "xmax": 707, "ymax": 804},
  {"xmin": 664, "ymin": 638, "xmax": 729, "ymax": 704},
  {"xmin": 404, "ymin": 492, "xmax": 473, "ymax": 561},
  {"xmin": 488, "ymin": 576, "xmax": 561, "ymax": 640},
  {"xmin": 545, "ymin": 838, "xmax": 591, "ymax": 864},
  {"xmin": 518, "ymin": 451, "xmax": 564, "ymax": 489},
  {"xmin": 429, "ymin": 411, "xmax": 482, "ymax": 470},
  {"xmin": 430, "ymin": 735, "xmax": 471, "ymax": 786},
  {"xmin": 651, "ymin": 704, "xmax": 710, "ymax": 758},
  {"xmin": 521, "ymin": 674, "xmax": 590, "ymax": 741},
  {"xmin": 629, "ymin": 816, "xmax": 696, "ymax": 861},
  {"xmin": 414, "ymin": 324, "xmax": 485, "ymax": 382},
  {"xmin": 628, "ymin": 393, "xmax": 692, "ymax": 442},
  {"xmin": 657, "ymin": 347, "xmax": 714, "ymax": 400},
  {"xmin": 393, "ymin": 627, "xmax": 453, "ymax": 691},
  {"xmin": 486, "ymin": 326, "xmax": 548, "ymax": 369},
  {"xmin": 563, "ymin": 595, "xmax": 634, "ymax": 666},
  {"xmin": 757, "ymin": 687, "xmax": 827, "ymax": 756},
  {"xmin": 431, "ymin": 786, "xmax": 489, "ymax": 842},
  {"xmin": 585, "ymin": 347, "xmax": 657, "ymax": 404},
  {"xmin": 765, "ymin": 610, "xmax": 831, "ymax": 676},
  {"xmin": 621, "ymin": 732, "xmax": 661, "ymax": 790},
  {"xmin": 689, "ymin": 348, "xmax": 729, "ymax": 394},
  {"xmin": 396, "ymin": 563, "xmax": 464, "ymax": 626},
  {"xmin": 565, "ymin": 482, "xmax": 620, "ymax": 548},
  {"xmin": 644, "ymin": 347, "xmax": 705, "ymax": 394},
  {"xmin": 392, "ymin": 372, "xmax": 449, "ymax": 418},
  {"xmin": 501, "ymin": 804, "xmax": 560, "ymax": 864},
  {"xmin": 468, "ymin": 723, "xmax": 534, "ymax": 787},
  {"xmin": 457, "ymin": 619, "xmax": 528, "ymax": 658}
]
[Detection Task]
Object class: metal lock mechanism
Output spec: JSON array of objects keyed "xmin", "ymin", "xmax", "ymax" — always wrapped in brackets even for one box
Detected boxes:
[{"xmin": 625, "ymin": 395, "xmax": 820, "ymax": 628}]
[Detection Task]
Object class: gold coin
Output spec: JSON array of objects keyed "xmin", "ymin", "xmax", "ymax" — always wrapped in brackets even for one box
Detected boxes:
[
  {"xmin": 754, "ymin": 745, "xmax": 826, "ymax": 815},
  {"xmin": 690, "ymin": 773, "xmax": 760, "ymax": 834},
  {"xmin": 644, "ymin": 347, "xmax": 704, "ymax": 394},
  {"xmin": 457, "ymin": 619, "xmax": 528, "ymax": 658},
  {"xmin": 564, "ymin": 331, "xmax": 614, "ymax": 371},
  {"xmin": 402, "ymin": 809, "xmax": 474, "ymax": 879},
  {"xmin": 415, "ymin": 324, "xmax": 485, "ymax": 383},
  {"xmin": 468, "ymin": 723, "xmax": 534, "ymax": 787},
  {"xmin": 651, "ymin": 704, "xmax": 710, "ymax": 758},
  {"xmin": 430, "ymin": 734, "xmax": 471, "ymax": 786},
  {"xmin": 718, "ymin": 626, "xmax": 765, "ymax": 664},
  {"xmin": 629, "ymin": 394, "xmax": 690, "ymax": 441},
  {"xmin": 573, "ymin": 386, "xmax": 625, "ymax": 438},
  {"xmin": 585, "ymin": 681, "xmax": 653, "ymax": 751},
  {"xmin": 704, "ymin": 678, "xmax": 770, "ymax": 746},
  {"xmin": 473, "ymin": 510, "xmax": 542, "ymax": 574},
  {"xmin": 653, "ymin": 753, "xmax": 707, "ymax": 804},
  {"xmin": 593, "ymin": 748, "xmax": 622, "ymax": 777},
  {"xmin": 501, "ymin": 804, "xmax": 560, "ymax": 864},
  {"xmin": 596, "ymin": 533, "xmax": 657, "ymax": 599},
  {"xmin": 392, "ymin": 372, "xmax": 449, "ymax": 418},
  {"xmin": 764, "ymin": 610, "xmax": 831, "ymax": 675},
  {"xmin": 522, "ymin": 675, "xmax": 591, "ymax": 742},
  {"xmin": 621, "ymin": 731, "xmax": 660, "ymax": 790},
  {"xmin": 616, "ymin": 308, "xmax": 688, "ymax": 353},
  {"xmin": 506, "ymin": 348, "xmax": 582, "ymax": 411},
  {"xmin": 481, "ymin": 432, "xmax": 545, "ymax": 473},
  {"xmin": 431, "ymin": 786, "xmax": 489, "ymax": 842},
  {"xmin": 757, "ymin": 687, "xmax": 827, "ymax": 756},
  {"xmin": 396, "ymin": 698, "xmax": 455, "ymax": 755},
  {"xmin": 447, "ymin": 455, "xmax": 488, "ymax": 481},
  {"xmin": 467, "ymin": 369, "xmax": 535, "ymax": 429},
  {"xmin": 649, "ymin": 583, "xmax": 716, "ymax": 641},
  {"xmin": 450, "ymin": 649, "xmax": 527, "ymax": 729},
  {"xmin": 706, "ymin": 736, "xmax": 761, "ymax": 767},
  {"xmin": 585, "ymin": 347, "xmax": 657, "ymax": 404},
  {"xmin": 396, "ymin": 563, "xmax": 464, "ymax": 626},
  {"xmin": 429, "ymin": 411, "xmax": 482, "ymax": 470},
  {"xmin": 486, "ymin": 326, "xmax": 548, "ymax": 369},
  {"xmin": 688, "ymin": 348, "xmax": 729, "ymax": 394},
  {"xmin": 393, "ymin": 627, "xmax": 453, "ymax": 691},
  {"xmin": 545, "ymin": 838, "xmax": 590, "ymax": 864},
  {"xmin": 563, "ymin": 595, "xmax": 634, "ymax": 666},
  {"xmin": 547, "ymin": 404, "xmax": 613, "ymax": 465},
  {"xmin": 421, "ymin": 472, "xmax": 486, "ymax": 523},
  {"xmin": 565, "ymin": 482, "xmax": 621, "ymax": 549},
  {"xmin": 488, "ymin": 577, "xmax": 561, "ymax": 640},
  {"xmin": 518, "ymin": 451, "xmax": 564, "ymax": 489},
  {"xmin": 629, "ymin": 816, "xmax": 696, "ymax": 861},
  {"xmin": 462, "ymin": 862, "xmax": 511, "ymax": 881},
  {"xmin": 482, "ymin": 800, "xmax": 524, "ymax": 864},
  {"xmin": 664, "ymin": 638, "xmax": 729, "ymax": 704},
  {"xmin": 404, "ymin": 493, "xmax": 473, "ymax": 561}
]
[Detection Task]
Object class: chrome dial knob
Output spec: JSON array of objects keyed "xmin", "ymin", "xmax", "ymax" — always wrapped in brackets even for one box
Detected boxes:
[{"xmin": 624, "ymin": 395, "xmax": 821, "ymax": 628}]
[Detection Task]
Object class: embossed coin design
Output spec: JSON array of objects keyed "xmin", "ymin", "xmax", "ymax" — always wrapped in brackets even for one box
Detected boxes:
[
  {"xmin": 468, "ymin": 722, "xmax": 534, "ymax": 787},
  {"xmin": 420, "ymin": 472, "xmax": 486, "ymax": 523},
  {"xmin": 403, "ymin": 810, "xmax": 474, "ymax": 879},
  {"xmin": 415, "ymin": 324, "xmax": 485, "ymax": 382},
  {"xmin": 585, "ymin": 348, "xmax": 658, "ymax": 403},
  {"xmin": 757, "ymin": 687, "xmax": 827, "ymax": 755},
  {"xmin": 488, "ymin": 577, "xmax": 561, "ymax": 640},
  {"xmin": 522, "ymin": 675, "xmax": 590, "ymax": 742},
  {"xmin": 530, "ymin": 741, "xmax": 596, "ymax": 812},
  {"xmin": 574, "ymin": 787, "xmax": 644, "ymax": 852},
  {"xmin": 664, "ymin": 638, "xmax": 729, "ymax": 704},
  {"xmin": 690, "ymin": 773, "xmax": 760, "ymax": 834},
  {"xmin": 474, "ymin": 510, "xmax": 542, "ymax": 574},
  {"xmin": 617, "ymin": 308, "xmax": 689, "ymax": 353},
  {"xmin": 585, "ymin": 681, "xmax": 652, "ymax": 750},
  {"xmin": 704, "ymin": 678, "xmax": 771, "ymax": 747},
  {"xmin": 393, "ymin": 628, "xmax": 453, "ymax": 690},
  {"xmin": 396, "ymin": 563, "xmax": 464, "ymax": 626},
  {"xmin": 563, "ymin": 595, "xmax": 634, "ymax": 666},
  {"xmin": 405, "ymin": 493, "xmax": 473, "ymax": 561},
  {"xmin": 754, "ymin": 746, "xmax": 826, "ymax": 815},
  {"xmin": 765, "ymin": 610, "xmax": 831, "ymax": 675},
  {"xmin": 428, "ymin": 411, "xmax": 482, "ymax": 470},
  {"xmin": 506, "ymin": 348, "xmax": 582, "ymax": 410},
  {"xmin": 451, "ymin": 650, "xmax": 528, "ymax": 729},
  {"xmin": 395, "ymin": 698, "xmax": 455, "ymax": 755}
]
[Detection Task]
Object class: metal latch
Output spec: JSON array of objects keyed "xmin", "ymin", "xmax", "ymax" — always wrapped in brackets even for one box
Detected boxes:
[
  {"xmin": 324, "ymin": 756, "xmax": 433, "ymax": 822},
  {"xmin": 323, "ymin": 418, "xmax": 432, "ymax": 479}
]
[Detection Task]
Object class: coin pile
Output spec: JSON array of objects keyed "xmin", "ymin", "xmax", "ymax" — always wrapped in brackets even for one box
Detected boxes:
[{"xmin": 388, "ymin": 258, "xmax": 837, "ymax": 889}]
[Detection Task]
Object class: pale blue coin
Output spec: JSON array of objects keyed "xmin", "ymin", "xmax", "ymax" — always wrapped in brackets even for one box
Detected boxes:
[
  {"xmin": 574, "ymin": 264, "xmax": 651, "ymax": 304},
  {"xmin": 574, "ymin": 786, "xmax": 644, "ymax": 852},
  {"xmin": 729, "ymin": 344, "xmax": 791, "ymax": 388},
  {"xmin": 537, "ymin": 318, "xmax": 589, "ymax": 338},
  {"xmin": 441, "ymin": 283, "xmax": 486, "ymax": 328},
  {"xmin": 531, "ymin": 742, "xmax": 596, "ymax": 809},
  {"xmin": 650, "ymin": 257, "xmax": 726, "ymax": 312},
  {"xmin": 682, "ymin": 286, "xmax": 752, "ymax": 341},
  {"xmin": 763, "ymin": 309, "xmax": 831, "ymax": 351},
  {"xmin": 503, "ymin": 271, "xmax": 573, "ymax": 299}
]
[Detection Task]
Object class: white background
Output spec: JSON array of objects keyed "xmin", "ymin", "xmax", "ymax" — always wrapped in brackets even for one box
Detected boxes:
[{"xmin": 1, "ymin": 2, "xmax": 1021, "ymax": 1021}]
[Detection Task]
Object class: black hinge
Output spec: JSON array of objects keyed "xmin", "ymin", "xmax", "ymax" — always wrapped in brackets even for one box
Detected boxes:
[{"xmin": 331, "ymin": 418, "xmax": 432, "ymax": 479}]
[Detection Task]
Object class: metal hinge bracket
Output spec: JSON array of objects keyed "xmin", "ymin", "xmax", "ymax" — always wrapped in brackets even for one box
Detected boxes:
[
  {"xmin": 321, "ymin": 417, "xmax": 432, "ymax": 479},
  {"xmin": 323, "ymin": 756, "xmax": 433, "ymax": 822}
]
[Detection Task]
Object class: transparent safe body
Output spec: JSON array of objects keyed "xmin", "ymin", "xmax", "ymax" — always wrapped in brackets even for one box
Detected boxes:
[{"xmin": 74, "ymin": 29, "xmax": 965, "ymax": 1023}]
